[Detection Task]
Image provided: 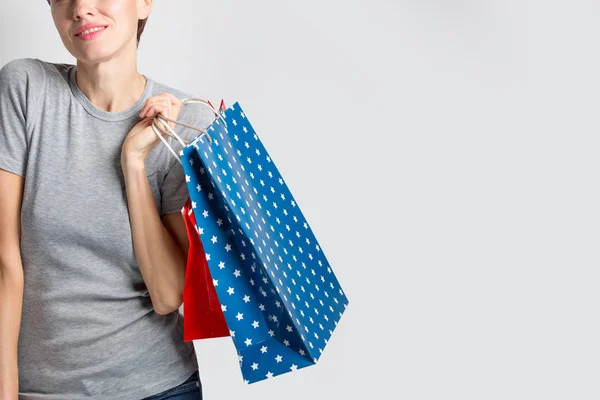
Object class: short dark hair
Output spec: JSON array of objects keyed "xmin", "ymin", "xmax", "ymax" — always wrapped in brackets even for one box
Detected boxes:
[{"xmin": 137, "ymin": 17, "xmax": 148, "ymax": 47}]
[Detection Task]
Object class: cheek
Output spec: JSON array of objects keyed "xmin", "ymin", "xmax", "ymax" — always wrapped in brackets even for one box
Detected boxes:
[
  {"xmin": 103, "ymin": 0, "xmax": 126, "ymax": 15},
  {"xmin": 102, "ymin": 0, "xmax": 139, "ymax": 33}
]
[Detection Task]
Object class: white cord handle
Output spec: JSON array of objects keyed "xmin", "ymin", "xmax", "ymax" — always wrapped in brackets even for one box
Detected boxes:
[{"xmin": 152, "ymin": 97, "xmax": 228, "ymax": 165}]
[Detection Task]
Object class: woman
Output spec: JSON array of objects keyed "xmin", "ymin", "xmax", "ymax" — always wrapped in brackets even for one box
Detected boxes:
[{"xmin": 0, "ymin": 0, "xmax": 214, "ymax": 398}]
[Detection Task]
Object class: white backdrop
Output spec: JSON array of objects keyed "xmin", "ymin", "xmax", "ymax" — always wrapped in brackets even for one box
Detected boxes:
[{"xmin": 2, "ymin": 1, "xmax": 600, "ymax": 399}]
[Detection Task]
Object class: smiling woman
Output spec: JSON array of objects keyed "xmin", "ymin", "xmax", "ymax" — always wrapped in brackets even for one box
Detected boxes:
[
  {"xmin": 0, "ymin": 0, "xmax": 214, "ymax": 399},
  {"xmin": 47, "ymin": 0, "xmax": 149, "ymax": 47}
]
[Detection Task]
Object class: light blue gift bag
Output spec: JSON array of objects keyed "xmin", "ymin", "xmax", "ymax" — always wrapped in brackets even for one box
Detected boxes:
[{"xmin": 154, "ymin": 99, "xmax": 349, "ymax": 384}]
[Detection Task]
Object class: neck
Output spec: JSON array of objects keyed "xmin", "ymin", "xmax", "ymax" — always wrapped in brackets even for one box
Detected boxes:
[{"xmin": 74, "ymin": 51, "xmax": 147, "ymax": 113}]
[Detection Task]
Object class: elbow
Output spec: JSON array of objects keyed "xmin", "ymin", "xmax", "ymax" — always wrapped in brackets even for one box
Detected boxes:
[{"xmin": 154, "ymin": 295, "xmax": 183, "ymax": 316}]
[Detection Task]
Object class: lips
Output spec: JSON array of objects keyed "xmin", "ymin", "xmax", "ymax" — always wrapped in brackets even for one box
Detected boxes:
[{"xmin": 74, "ymin": 24, "xmax": 108, "ymax": 36}]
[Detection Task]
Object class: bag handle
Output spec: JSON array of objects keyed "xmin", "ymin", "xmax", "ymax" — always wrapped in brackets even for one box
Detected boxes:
[{"xmin": 152, "ymin": 98, "xmax": 227, "ymax": 166}]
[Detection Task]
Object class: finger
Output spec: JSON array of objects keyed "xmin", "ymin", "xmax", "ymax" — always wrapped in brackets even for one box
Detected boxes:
[
  {"xmin": 162, "ymin": 92, "xmax": 181, "ymax": 106},
  {"xmin": 139, "ymin": 101, "xmax": 155, "ymax": 119},
  {"xmin": 165, "ymin": 100, "xmax": 175, "ymax": 129},
  {"xmin": 140, "ymin": 97, "xmax": 166, "ymax": 118},
  {"xmin": 153, "ymin": 98, "xmax": 176, "ymax": 127},
  {"xmin": 160, "ymin": 93, "xmax": 182, "ymax": 119},
  {"xmin": 140, "ymin": 94, "xmax": 181, "ymax": 119},
  {"xmin": 139, "ymin": 98, "xmax": 157, "ymax": 118},
  {"xmin": 143, "ymin": 99, "xmax": 168, "ymax": 119}
]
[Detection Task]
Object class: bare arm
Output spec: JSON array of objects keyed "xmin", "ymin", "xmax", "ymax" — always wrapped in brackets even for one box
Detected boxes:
[
  {"xmin": 121, "ymin": 158, "xmax": 189, "ymax": 316},
  {"xmin": 0, "ymin": 169, "xmax": 25, "ymax": 400}
]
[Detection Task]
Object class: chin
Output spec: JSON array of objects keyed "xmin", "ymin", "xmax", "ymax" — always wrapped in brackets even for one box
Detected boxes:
[{"xmin": 71, "ymin": 46, "xmax": 118, "ymax": 64}]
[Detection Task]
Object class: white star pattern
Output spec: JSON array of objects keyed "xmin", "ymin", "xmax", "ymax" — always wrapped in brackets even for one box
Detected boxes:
[{"xmin": 180, "ymin": 102, "xmax": 349, "ymax": 384}]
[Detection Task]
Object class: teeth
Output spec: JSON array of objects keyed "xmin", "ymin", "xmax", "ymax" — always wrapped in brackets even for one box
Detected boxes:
[{"xmin": 79, "ymin": 26, "xmax": 105, "ymax": 36}]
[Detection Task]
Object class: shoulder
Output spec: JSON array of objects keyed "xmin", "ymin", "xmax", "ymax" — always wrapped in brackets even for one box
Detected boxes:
[
  {"xmin": 0, "ymin": 58, "xmax": 50, "ymax": 124},
  {"xmin": 0, "ymin": 57, "xmax": 50, "ymax": 82}
]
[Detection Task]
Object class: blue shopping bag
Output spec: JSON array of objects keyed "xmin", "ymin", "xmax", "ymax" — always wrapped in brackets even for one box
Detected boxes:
[{"xmin": 155, "ymin": 99, "xmax": 349, "ymax": 384}]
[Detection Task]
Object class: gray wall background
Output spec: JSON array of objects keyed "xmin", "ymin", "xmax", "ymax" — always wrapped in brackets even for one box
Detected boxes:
[{"xmin": 2, "ymin": 0, "xmax": 599, "ymax": 399}]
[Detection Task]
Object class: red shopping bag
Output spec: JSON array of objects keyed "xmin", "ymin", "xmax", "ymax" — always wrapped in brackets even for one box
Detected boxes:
[
  {"xmin": 207, "ymin": 99, "xmax": 227, "ymax": 116},
  {"xmin": 182, "ymin": 196, "xmax": 230, "ymax": 341}
]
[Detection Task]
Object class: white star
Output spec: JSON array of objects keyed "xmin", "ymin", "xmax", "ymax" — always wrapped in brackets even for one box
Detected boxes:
[
  {"xmin": 269, "ymin": 330, "xmax": 275, "ymax": 337},
  {"xmin": 230, "ymin": 330, "xmax": 235, "ymax": 337},
  {"xmin": 265, "ymin": 371, "xmax": 274, "ymax": 379},
  {"xmin": 218, "ymin": 261, "xmax": 225, "ymax": 269},
  {"xmin": 196, "ymin": 184, "xmax": 202, "ymax": 192},
  {"xmin": 244, "ymin": 338, "xmax": 252, "ymax": 346},
  {"xmin": 205, "ymin": 254, "xmax": 211, "ymax": 261},
  {"xmin": 233, "ymin": 269, "xmax": 241, "ymax": 277},
  {"xmin": 211, "ymin": 236, "xmax": 218, "ymax": 244},
  {"xmin": 213, "ymin": 279, "xmax": 218, "ymax": 286},
  {"xmin": 225, "ymin": 244, "xmax": 232, "ymax": 252},
  {"xmin": 275, "ymin": 355, "xmax": 283, "ymax": 363},
  {"xmin": 227, "ymin": 287, "xmax": 235, "ymax": 295},
  {"xmin": 260, "ymin": 346, "xmax": 268, "ymax": 354},
  {"xmin": 221, "ymin": 304, "xmax": 227, "ymax": 312},
  {"xmin": 185, "ymin": 174, "xmax": 191, "ymax": 183},
  {"xmin": 252, "ymin": 320, "xmax": 259, "ymax": 329},
  {"xmin": 202, "ymin": 210, "xmax": 209, "ymax": 218},
  {"xmin": 251, "ymin": 363, "xmax": 259, "ymax": 371},
  {"xmin": 236, "ymin": 312, "xmax": 244, "ymax": 321},
  {"xmin": 243, "ymin": 295, "xmax": 251, "ymax": 303},
  {"xmin": 290, "ymin": 364, "xmax": 298, "ymax": 371}
]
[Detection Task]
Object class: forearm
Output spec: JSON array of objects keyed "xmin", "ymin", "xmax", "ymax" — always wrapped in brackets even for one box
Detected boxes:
[
  {"xmin": 0, "ymin": 259, "xmax": 24, "ymax": 400},
  {"xmin": 122, "ymin": 159, "xmax": 186, "ymax": 315}
]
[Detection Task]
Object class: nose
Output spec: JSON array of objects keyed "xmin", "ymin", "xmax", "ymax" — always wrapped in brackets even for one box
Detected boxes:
[{"xmin": 72, "ymin": 0, "xmax": 97, "ymax": 21}]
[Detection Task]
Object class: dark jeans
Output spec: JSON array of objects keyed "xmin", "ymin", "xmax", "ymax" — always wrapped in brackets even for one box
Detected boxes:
[{"xmin": 141, "ymin": 370, "xmax": 202, "ymax": 400}]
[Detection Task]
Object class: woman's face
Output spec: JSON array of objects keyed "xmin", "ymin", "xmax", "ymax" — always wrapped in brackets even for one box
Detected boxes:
[{"xmin": 50, "ymin": 0, "xmax": 151, "ymax": 64}]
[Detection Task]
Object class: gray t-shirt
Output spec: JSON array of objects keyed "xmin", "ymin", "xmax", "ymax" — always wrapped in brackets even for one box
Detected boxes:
[{"xmin": 0, "ymin": 58, "xmax": 215, "ymax": 399}]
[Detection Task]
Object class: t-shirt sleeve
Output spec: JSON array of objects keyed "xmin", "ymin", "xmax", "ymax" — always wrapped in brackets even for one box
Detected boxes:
[
  {"xmin": 0, "ymin": 58, "xmax": 44, "ymax": 177},
  {"xmin": 160, "ymin": 100, "xmax": 216, "ymax": 215}
]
